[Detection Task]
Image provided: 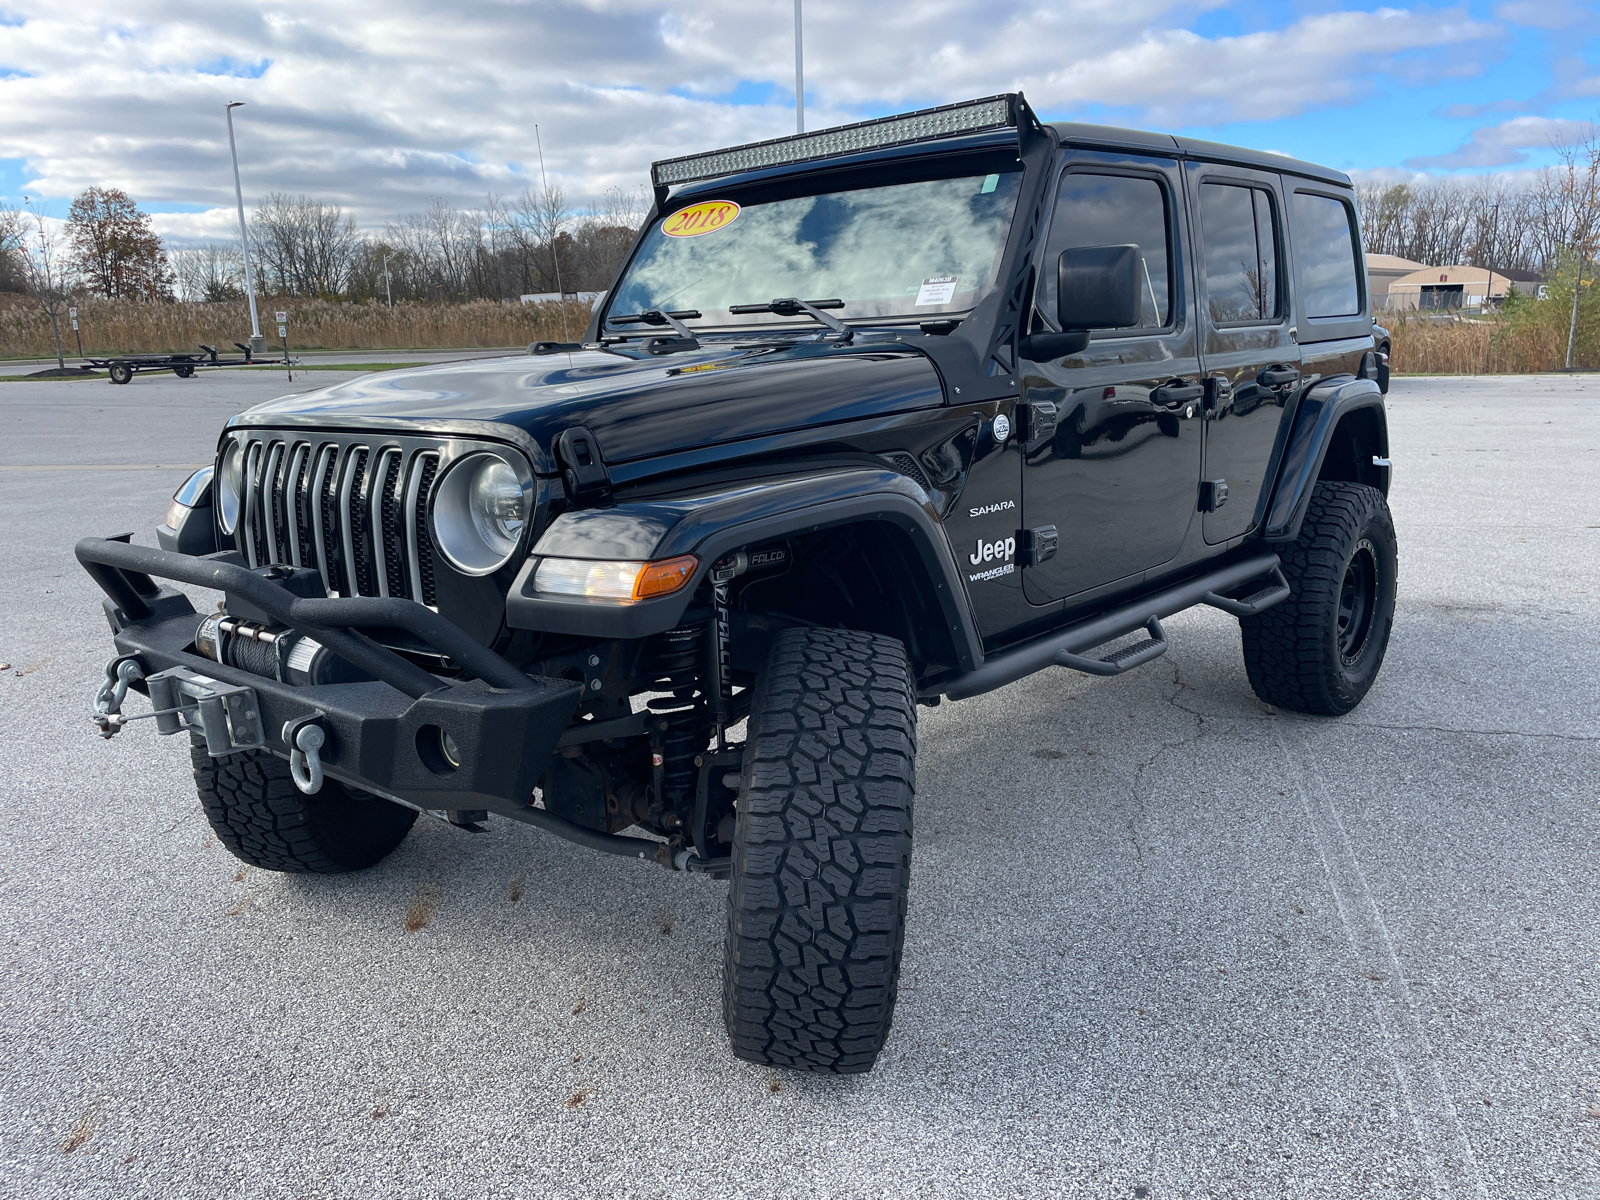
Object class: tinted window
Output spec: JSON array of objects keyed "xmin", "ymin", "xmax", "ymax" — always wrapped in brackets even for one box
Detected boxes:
[
  {"xmin": 1042, "ymin": 173, "xmax": 1171, "ymax": 329},
  {"xmin": 1292, "ymin": 192, "xmax": 1360, "ymax": 318},
  {"xmin": 1199, "ymin": 184, "xmax": 1281, "ymax": 322},
  {"xmin": 1255, "ymin": 192, "xmax": 1279, "ymax": 317}
]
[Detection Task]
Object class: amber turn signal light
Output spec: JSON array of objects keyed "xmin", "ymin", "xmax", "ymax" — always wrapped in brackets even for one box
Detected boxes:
[{"xmin": 632, "ymin": 555, "xmax": 698, "ymax": 600}]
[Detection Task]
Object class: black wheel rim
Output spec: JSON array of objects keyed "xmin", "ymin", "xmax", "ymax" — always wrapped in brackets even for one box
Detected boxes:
[{"xmin": 1337, "ymin": 540, "xmax": 1378, "ymax": 663}]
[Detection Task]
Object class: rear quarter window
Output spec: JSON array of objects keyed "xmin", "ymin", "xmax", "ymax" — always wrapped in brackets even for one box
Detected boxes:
[{"xmin": 1292, "ymin": 191, "xmax": 1362, "ymax": 319}]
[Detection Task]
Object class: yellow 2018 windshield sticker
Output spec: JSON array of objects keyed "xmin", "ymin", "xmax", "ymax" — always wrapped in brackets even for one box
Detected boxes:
[{"xmin": 662, "ymin": 200, "xmax": 741, "ymax": 238}]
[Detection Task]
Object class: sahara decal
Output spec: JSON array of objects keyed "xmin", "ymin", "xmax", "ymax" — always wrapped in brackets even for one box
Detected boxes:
[{"xmin": 969, "ymin": 499, "xmax": 1016, "ymax": 519}]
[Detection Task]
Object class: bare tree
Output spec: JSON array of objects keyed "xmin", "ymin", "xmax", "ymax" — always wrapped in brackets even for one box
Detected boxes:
[
  {"xmin": 0, "ymin": 202, "xmax": 32, "ymax": 294},
  {"xmin": 511, "ymin": 182, "xmax": 568, "ymax": 293},
  {"xmin": 250, "ymin": 193, "xmax": 361, "ymax": 296},
  {"xmin": 171, "ymin": 241, "xmax": 244, "ymax": 302},
  {"xmin": 1539, "ymin": 128, "xmax": 1600, "ymax": 368},
  {"xmin": 17, "ymin": 199, "xmax": 71, "ymax": 369}
]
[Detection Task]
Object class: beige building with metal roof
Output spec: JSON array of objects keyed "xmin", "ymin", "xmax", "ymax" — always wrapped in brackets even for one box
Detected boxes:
[
  {"xmin": 1385, "ymin": 264, "xmax": 1544, "ymax": 311},
  {"xmin": 1365, "ymin": 255, "xmax": 1428, "ymax": 309}
]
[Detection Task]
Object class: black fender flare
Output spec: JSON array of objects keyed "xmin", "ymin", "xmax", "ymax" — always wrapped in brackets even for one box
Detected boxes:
[
  {"xmin": 505, "ymin": 467, "xmax": 985, "ymax": 671},
  {"xmin": 1262, "ymin": 376, "xmax": 1388, "ymax": 543}
]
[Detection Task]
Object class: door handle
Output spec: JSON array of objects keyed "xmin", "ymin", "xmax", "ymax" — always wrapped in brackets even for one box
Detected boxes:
[
  {"xmin": 1151, "ymin": 381, "xmax": 1204, "ymax": 408},
  {"xmin": 1017, "ymin": 400, "xmax": 1060, "ymax": 447},
  {"xmin": 1258, "ymin": 364, "xmax": 1300, "ymax": 388}
]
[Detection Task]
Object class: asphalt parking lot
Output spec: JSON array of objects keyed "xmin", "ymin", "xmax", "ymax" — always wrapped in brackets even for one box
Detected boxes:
[{"xmin": 1, "ymin": 368, "xmax": 1596, "ymax": 1199}]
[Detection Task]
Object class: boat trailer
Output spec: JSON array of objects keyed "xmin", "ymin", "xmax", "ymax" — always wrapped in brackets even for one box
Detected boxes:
[{"xmin": 74, "ymin": 343, "xmax": 295, "ymax": 385}]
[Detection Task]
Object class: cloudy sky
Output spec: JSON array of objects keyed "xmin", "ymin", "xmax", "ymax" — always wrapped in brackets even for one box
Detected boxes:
[{"xmin": 1, "ymin": 0, "xmax": 1596, "ymax": 245}]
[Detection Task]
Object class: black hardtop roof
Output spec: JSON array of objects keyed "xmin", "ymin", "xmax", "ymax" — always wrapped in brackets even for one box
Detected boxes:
[{"xmin": 1048, "ymin": 121, "xmax": 1351, "ymax": 187}]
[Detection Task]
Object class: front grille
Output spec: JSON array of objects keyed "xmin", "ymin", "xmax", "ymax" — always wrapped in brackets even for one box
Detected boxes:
[{"xmin": 231, "ymin": 433, "xmax": 460, "ymax": 603}]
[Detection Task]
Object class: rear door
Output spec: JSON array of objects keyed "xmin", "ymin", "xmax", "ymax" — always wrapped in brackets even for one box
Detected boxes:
[
  {"xmin": 1186, "ymin": 163, "xmax": 1299, "ymax": 543},
  {"xmin": 1018, "ymin": 155, "xmax": 1204, "ymax": 605}
]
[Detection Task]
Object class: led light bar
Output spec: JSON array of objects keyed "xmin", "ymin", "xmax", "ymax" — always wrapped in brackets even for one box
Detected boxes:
[{"xmin": 652, "ymin": 94, "xmax": 1019, "ymax": 189}]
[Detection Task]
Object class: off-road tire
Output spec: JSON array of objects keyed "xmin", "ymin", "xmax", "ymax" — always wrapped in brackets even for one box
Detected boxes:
[
  {"xmin": 190, "ymin": 742, "xmax": 418, "ymax": 873},
  {"xmin": 723, "ymin": 627, "xmax": 917, "ymax": 1074},
  {"xmin": 1242, "ymin": 481, "xmax": 1397, "ymax": 716}
]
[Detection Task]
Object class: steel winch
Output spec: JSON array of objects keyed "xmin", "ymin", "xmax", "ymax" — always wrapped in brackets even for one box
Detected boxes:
[{"xmin": 193, "ymin": 613, "xmax": 369, "ymax": 687}]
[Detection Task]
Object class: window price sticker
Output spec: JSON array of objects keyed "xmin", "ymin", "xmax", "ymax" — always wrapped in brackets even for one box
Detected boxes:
[{"xmin": 914, "ymin": 276, "xmax": 958, "ymax": 306}]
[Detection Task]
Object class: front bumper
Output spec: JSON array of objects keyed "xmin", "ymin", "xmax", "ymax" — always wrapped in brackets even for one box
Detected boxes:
[{"xmin": 77, "ymin": 537, "xmax": 582, "ymax": 814}]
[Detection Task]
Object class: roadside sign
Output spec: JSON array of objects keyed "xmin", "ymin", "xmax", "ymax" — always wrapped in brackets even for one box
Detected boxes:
[
  {"xmin": 69, "ymin": 306, "xmax": 77, "ymax": 318},
  {"xmin": 277, "ymin": 324, "xmax": 287, "ymax": 338},
  {"xmin": 71, "ymin": 320, "xmax": 78, "ymax": 331},
  {"xmin": 275, "ymin": 311, "xmax": 287, "ymax": 323}
]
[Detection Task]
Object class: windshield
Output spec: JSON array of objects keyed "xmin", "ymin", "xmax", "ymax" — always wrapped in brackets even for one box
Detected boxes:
[{"xmin": 607, "ymin": 163, "xmax": 1024, "ymax": 329}]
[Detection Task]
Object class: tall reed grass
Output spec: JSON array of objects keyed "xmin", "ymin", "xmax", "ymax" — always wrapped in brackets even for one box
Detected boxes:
[
  {"xmin": 6, "ymin": 277, "xmax": 1599, "ymax": 374},
  {"xmin": 1385, "ymin": 263, "xmax": 1599, "ymax": 375},
  {"xmin": 0, "ymin": 295, "xmax": 594, "ymax": 359}
]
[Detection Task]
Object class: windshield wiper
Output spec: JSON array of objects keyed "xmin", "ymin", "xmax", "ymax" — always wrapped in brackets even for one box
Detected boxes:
[
  {"xmin": 728, "ymin": 297, "xmax": 850, "ymax": 339},
  {"xmin": 608, "ymin": 309, "xmax": 702, "ymax": 352}
]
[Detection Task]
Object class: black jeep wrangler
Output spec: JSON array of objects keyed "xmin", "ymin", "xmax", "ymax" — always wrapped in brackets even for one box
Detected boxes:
[{"xmin": 80, "ymin": 94, "xmax": 1396, "ymax": 1075}]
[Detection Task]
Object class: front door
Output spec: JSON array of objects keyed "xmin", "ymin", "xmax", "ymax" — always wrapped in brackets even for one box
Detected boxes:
[
  {"xmin": 1019, "ymin": 157, "xmax": 1204, "ymax": 605},
  {"xmin": 1186, "ymin": 163, "xmax": 1300, "ymax": 543}
]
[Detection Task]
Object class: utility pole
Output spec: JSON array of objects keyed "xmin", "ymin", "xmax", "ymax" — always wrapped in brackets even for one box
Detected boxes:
[
  {"xmin": 382, "ymin": 251, "xmax": 394, "ymax": 307},
  {"xmin": 1484, "ymin": 201, "xmax": 1500, "ymax": 374},
  {"xmin": 1484, "ymin": 202, "xmax": 1500, "ymax": 309},
  {"xmin": 225, "ymin": 102, "xmax": 265, "ymax": 354},
  {"xmin": 794, "ymin": 0, "xmax": 805, "ymax": 134}
]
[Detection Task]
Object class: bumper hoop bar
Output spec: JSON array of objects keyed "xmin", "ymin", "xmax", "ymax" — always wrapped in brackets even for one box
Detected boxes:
[{"xmin": 75, "ymin": 536, "xmax": 532, "ymax": 698}]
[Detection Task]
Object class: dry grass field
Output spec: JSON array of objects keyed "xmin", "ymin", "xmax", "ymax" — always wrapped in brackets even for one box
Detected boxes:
[
  {"xmin": 5, "ymin": 294, "xmax": 1599, "ymax": 375},
  {"xmin": 0, "ymin": 295, "xmax": 594, "ymax": 358}
]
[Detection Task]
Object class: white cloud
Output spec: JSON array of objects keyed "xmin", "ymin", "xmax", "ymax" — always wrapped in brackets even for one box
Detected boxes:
[
  {"xmin": 0, "ymin": 0, "xmax": 1506, "ymax": 244},
  {"xmin": 1493, "ymin": 0, "xmax": 1597, "ymax": 31},
  {"xmin": 1405, "ymin": 114, "xmax": 1598, "ymax": 169}
]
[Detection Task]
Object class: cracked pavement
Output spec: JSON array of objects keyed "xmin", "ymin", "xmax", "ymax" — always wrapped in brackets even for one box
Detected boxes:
[{"xmin": 1, "ymin": 369, "xmax": 1597, "ymax": 1198}]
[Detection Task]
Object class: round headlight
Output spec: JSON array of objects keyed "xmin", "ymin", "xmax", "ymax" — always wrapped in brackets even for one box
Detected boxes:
[
  {"xmin": 431, "ymin": 453, "xmax": 531, "ymax": 575},
  {"xmin": 217, "ymin": 441, "xmax": 244, "ymax": 534}
]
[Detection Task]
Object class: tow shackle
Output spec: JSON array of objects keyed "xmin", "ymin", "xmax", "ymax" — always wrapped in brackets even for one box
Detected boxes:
[{"xmin": 282, "ymin": 714, "xmax": 329, "ymax": 795}]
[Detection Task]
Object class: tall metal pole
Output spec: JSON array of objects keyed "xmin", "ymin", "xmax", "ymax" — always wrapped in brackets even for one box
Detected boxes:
[
  {"xmin": 794, "ymin": 0, "xmax": 805, "ymax": 134},
  {"xmin": 225, "ymin": 102, "xmax": 264, "ymax": 351},
  {"xmin": 383, "ymin": 252, "xmax": 393, "ymax": 307}
]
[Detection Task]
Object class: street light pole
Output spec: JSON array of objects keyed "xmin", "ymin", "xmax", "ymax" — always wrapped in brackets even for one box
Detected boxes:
[
  {"xmin": 225, "ymin": 101, "xmax": 265, "ymax": 353},
  {"xmin": 794, "ymin": 0, "xmax": 804, "ymax": 134},
  {"xmin": 382, "ymin": 251, "xmax": 393, "ymax": 307}
]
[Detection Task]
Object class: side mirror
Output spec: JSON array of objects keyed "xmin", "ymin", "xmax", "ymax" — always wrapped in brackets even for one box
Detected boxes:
[{"xmin": 1020, "ymin": 244, "xmax": 1144, "ymax": 361}]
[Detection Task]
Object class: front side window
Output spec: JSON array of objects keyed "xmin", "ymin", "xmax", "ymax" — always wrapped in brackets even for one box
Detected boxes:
[
  {"xmin": 606, "ymin": 165, "xmax": 1024, "ymax": 327},
  {"xmin": 1292, "ymin": 191, "xmax": 1361, "ymax": 318},
  {"xmin": 1040, "ymin": 172, "xmax": 1172, "ymax": 330},
  {"xmin": 1199, "ymin": 183, "xmax": 1280, "ymax": 323}
]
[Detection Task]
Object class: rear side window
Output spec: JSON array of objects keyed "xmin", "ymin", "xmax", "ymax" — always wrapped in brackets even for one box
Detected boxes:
[
  {"xmin": 1292, "ymin": 192, "xmax": 1361, "ymax": 318},
  {"xmin": 1199, "ymin": 183, "xmax": 1280, "ymax": 323},
  {"xmin": 1041, "ymin": 172, "xmax": 1171, "ymax": 329}
]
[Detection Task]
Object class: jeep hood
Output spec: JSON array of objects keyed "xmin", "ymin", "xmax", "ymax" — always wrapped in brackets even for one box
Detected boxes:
[{"xmin": 238, "ymin": 341, "xmax": 945, "ymax": 470}]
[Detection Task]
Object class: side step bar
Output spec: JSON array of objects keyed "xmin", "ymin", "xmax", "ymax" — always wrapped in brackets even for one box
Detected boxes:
[{"xmin": 930, "ymin": 554, "xmax": 1286, "ymax": 702}]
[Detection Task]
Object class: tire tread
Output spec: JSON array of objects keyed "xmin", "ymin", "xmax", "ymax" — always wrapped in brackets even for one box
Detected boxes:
[
  {"xmin": 191, "ymin": 743, "xmax": 417, "ymax": 873},
  {"xmin": 723, "ymin": 627, "xmax": 916, "ymax": 1075}
]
